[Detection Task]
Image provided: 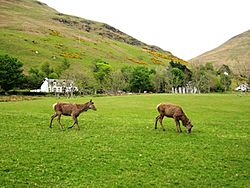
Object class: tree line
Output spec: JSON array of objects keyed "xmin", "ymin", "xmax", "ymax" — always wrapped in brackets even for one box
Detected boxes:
[{"xmin": 1, "ymin": 54, "xmax": 246, "ymax": 94}]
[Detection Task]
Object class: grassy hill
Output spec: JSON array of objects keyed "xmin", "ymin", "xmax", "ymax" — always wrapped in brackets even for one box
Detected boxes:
[
  {"xmin": 190, "ymin": 30, "xmax": 250, "ymax": 75},
  {"xmin": 0, "ymin": 0, "xmax": 188, "ymax": 74}
]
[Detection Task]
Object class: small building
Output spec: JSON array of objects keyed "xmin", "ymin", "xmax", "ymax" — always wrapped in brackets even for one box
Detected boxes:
[
  {"xmin": 31, "ymin": 78, "xmax": 78, "ymax": 93},
  {"xmin": 235, "ymin": 83, "xmax": 249, "ymax": 92}
]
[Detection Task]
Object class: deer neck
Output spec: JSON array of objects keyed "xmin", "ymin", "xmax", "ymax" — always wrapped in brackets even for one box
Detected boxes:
[
  {"xmin": 79, "ymin": 103, "xmax": 89, "ymax": 112},
  {"xmin": 181, "ymin": 115, "xmax": 189, "ymax": 125}
]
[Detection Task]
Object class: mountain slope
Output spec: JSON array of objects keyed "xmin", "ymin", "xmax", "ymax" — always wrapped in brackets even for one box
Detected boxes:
[
  {"xmin": 190, "ymin": 30, "xmax": 250, "ymax": 75},
  {"xmin": 0, "ymin": 0, "xmax": 188, "ymax": 74}
]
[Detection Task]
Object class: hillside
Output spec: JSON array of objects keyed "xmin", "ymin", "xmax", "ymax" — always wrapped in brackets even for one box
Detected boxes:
[
  {"xmin": 190, "ymin": 30, "xmax": 250, "ymax": 75},
  {"xmin": 0, "ymin": 0, "xmax": 188, "ymax": 74}
]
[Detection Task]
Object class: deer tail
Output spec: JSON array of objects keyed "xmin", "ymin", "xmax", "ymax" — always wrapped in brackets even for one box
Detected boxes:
[
  {"xmin": 156, "ymin": 103, "xmax": 162, "ymax": 111},
  {"xmin": 52, "ymin": 103, "xmax": 57, "ymax": 110}
]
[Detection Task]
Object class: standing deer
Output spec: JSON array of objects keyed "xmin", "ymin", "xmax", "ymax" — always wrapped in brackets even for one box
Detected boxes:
[
  {"xmin": 50, "ymin": 99, "xmax": 96, "ymax": 130},
  {"xmin": 155, "ymin": 103, "xmax": 193, "ymax": 133}
]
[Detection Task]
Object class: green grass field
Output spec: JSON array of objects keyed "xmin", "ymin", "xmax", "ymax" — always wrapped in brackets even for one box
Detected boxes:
[{"xmin": 0, "ymin": 94, "xmax": 249, "ymax": 187}]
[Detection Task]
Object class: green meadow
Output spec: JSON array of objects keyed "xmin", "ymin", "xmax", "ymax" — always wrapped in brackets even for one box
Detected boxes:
[{"xmin": 0, "ymin": 94, "xmax": 249, "ymax": 187}]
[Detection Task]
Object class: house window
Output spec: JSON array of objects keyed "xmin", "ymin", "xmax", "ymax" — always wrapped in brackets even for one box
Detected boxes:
[{"xmin": 57, "ymin": 88, "xmax": 61, "ymax": 92}]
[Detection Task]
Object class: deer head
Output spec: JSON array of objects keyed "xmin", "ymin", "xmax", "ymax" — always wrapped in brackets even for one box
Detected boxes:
[{"xmin": 88, "ymin": 99, "xmax": 97, "ymax": 111}]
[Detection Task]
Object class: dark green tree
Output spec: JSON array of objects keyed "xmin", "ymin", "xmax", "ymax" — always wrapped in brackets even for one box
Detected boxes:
[
  {"xmin": 169, "ymin": 61, "xmax": 192, "ymax": 86},
  {"xmin": 217, "ymin": 64, "xmax": 231, "ymax": 75},
  {"xmin": 26, "ymin": 68, "xmax": 45, "ymax": 89},
  {"xmin": 0, "ymin": 54, "xmax": 24, "ymax": 91},
  {"xmin": 170, "ymin": 68, "xmax": 185, "ymax": 88},
  {"xmin": 40, "ymin": 62, "xmax": 52, "ymax": 76},
  {"xmin": 130, "ymin": 66, "xmax": 153, "ymax": 93}
]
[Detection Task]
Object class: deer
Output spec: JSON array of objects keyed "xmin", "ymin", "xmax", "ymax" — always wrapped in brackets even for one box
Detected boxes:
[
  {"xmin": 155, "ymin": 103, "xmax": 193, "ymax": 133},
  {"xmin": 50, "ymin": 99, "xmax": 96, "ymax": 130}
]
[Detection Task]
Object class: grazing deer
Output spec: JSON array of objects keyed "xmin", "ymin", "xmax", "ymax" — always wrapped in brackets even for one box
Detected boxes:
[
  {"xmin": 155, "ymin": 103, "xmax": 193, "ymax": 133},
  {"xmin": 50, "ymin": 99, "xmax": 96, "ymax": 130}
]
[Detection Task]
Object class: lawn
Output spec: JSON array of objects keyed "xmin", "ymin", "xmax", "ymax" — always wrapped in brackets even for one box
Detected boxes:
[{"xmin": 0, "ymin": 94, "xmax": 249, "ymax": 187}]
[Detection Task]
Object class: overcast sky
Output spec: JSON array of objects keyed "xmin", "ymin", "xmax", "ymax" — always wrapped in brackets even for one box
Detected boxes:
[{"xmin": 39, "ymin": 0, "xmax": 250, "ymax": 60}]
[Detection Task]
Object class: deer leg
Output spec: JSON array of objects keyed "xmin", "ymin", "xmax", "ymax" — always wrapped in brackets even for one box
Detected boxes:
[
  {"xmin": 68, "ymin": 115, "xmax": 79, "ymax": 129},
  {"xmin": 75, "ymin": 117, "xmax": 80, "ymax": 130},
  {"xmin": 57, "ymin": 113, "xmax": 64, "ymax": 130},
  {"xmin": 179, "ymin": 121, "xmax": 182, "ymax": 132},
  {"xmin": 159, "ymin": 115, "xmax": 165, "ymax": 131},
  {"xmin": 155, "ymin": 115, "xmax": 160, "ymax": 129},
  {"xmin": 50, "ymin": 113, "xmax": 58, "ymax": 128},
  {"xmin": 174, "ymin": 117, "xmax": 182, "ymax": 133}
]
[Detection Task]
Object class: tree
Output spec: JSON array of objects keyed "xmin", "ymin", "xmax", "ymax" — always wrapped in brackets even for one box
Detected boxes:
[
  {"xmin": 191, "ymin": 63, "xmax": 231, "ymax": 93},
  {"xmin": 0, "ymin": 54, "xmax": 24, "ymax": 91},
  {"xmin": 169, "ymin": 61, "xmax": 192, "ymax": 90},
  {"xmin": 217, "ymin": 64, "xmax": 231, "ymax": 75},
  {"xmin": 40, "ymin": 62, "xmax": 63, "ymax": 79},
  {"xmin": 40, "ymin": 62, "xmax": 52, "ymax": 76},
  {"xmin": 48, "ymin": 72, "xmax": 59, "ymax": 79},
  {"xmin": 192, "ymin": 65, "xmax": 211, "ymax": 93},
  {"xmin": 153, "ymin": 67, "xmax": 169, "ymax": 93},
  {"xmin": 62, "ymin": 69, "xmax": 97, "ymax": 95},
  {"xmin": 220, "ymin": 74, "xmax": 231, "ymax": 91},
  {"xmin": 107, "ymin": 70, "xmax": 127, "ymax": 94},
  {"xmin": 121, "ymin": 66, "xmax": 133, "ymax": 91},
  {"xmin": 204, "ymin": 62, "xmax": 214, "ymax": 72},
  {"xmin": 170, "ymin": 68, "xmax": 185, "ymax": 88},
  {"xmin": 130, "ymin": 66, "xmax": 153, "ymax": 93},
  {"xmin": 26, "ymin": 68, "xmax": 45, "ymax": 89},
  {"xmin": 93, "ymin": 59, "xmax": 112, "ymax": 93}
]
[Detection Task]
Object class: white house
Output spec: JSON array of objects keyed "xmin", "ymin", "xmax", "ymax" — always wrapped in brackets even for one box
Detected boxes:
[
  {"xmin": 31, "ymin": 78, "xmax": 78, "ymax": 93},
  {"xmin": 235, "ymin": 83, "xmax": 249, "ymax": 92}
]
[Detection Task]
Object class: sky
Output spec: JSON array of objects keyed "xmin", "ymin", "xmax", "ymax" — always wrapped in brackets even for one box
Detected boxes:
[{"xmin": 39, "ymin": 0, "xmax": 250, "ymax": 60}]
